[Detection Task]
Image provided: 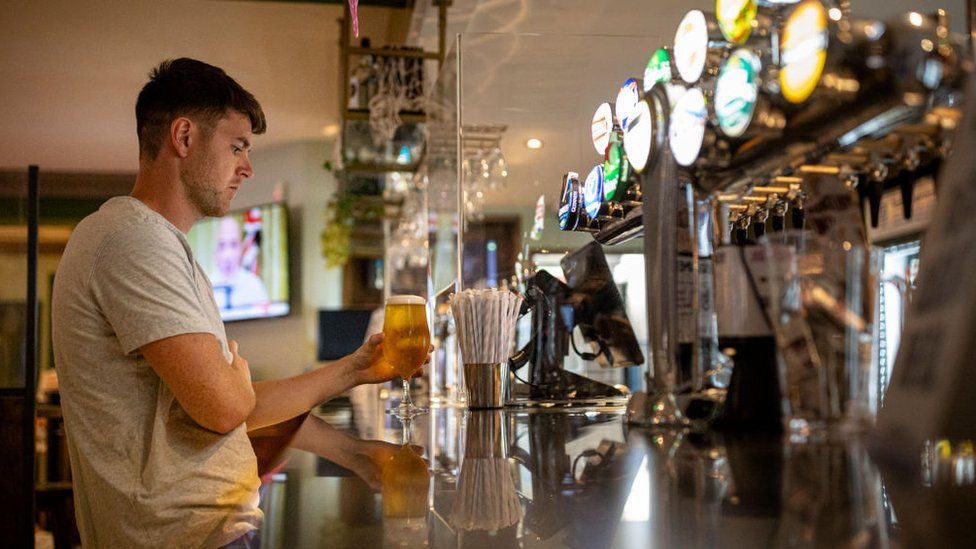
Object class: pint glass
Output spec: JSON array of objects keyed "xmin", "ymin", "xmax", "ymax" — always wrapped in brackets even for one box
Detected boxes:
[{"xmin": 384, "ymin": 295, "xmax": 430, "ymax": 418}]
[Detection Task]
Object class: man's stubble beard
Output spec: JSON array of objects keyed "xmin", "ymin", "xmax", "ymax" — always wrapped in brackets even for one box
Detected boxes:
[{"xmin": 180, "ymin": 149, "xmax": 227, "ymax": 218}]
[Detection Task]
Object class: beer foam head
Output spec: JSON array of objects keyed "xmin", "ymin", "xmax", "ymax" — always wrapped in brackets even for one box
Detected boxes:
[{"xmin": 386, "ymin": 295, "xmax": 426, "ymax": 306}]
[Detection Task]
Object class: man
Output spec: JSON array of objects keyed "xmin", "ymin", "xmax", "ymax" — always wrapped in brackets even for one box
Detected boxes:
[
  {"xmin": 211, "ymin": 216, "xmax": 269, "ymax": 311},
  {"xmin": 52, "ymin": 58, "xmax": 412, "ymax": 548}
]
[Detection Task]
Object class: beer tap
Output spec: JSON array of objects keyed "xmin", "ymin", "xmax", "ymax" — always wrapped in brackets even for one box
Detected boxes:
[
  {"xmin": 894, "ymin": 126, "xmax": 940, "ymax": 219},
  {"xmin": 729, "ymin": 207, "xmax": 752, "ymax": 245},
  {"xmin": 768, "ymin": 176, "xmax": 807, "ymax": 231},
  {"xmin": 752, "ymin": 206, "xmax": 769, "ymax": 240},
  {"xmin": 790, "ymin": 190, "xmax": 807, "ymax": 231},
  {"xmin": 863, "ymin": 156, "xmax": 892, "ymax": 228},
  {"xmin": 771, "ymin": 199, "xmax": 789, "ymax": 232}
]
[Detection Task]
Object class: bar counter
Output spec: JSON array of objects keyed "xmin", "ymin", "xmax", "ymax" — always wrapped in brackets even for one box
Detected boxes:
[{"xmin": 248, "ymin": 401, "xmax": 976, "ymax": 548}]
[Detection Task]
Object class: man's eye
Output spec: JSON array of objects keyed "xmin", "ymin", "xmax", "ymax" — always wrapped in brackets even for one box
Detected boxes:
[{"xmin": 232, "ymin": 146, "xmax": 242, "ymax": 154}]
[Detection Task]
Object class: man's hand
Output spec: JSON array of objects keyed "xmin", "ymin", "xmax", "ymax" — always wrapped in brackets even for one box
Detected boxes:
[
  {"xmin": 353, "ymin": 440, "xmax": 426, "ymax": 492},
  {"xmin": 247, "ymin": 335, "xmax": 431, "ymax": 431},
  {"xmin": 229, "ymin": 339, "xmax": 253, "ymax": 385},
  {"xmin": 349, "ymin": 333, "xmax": 430, "ymax": 386}
]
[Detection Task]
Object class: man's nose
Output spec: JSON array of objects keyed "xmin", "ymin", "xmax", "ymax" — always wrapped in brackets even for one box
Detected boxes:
[{"xmin": 239, "ymin": 154, "xmax": 253, "ymax": 179}]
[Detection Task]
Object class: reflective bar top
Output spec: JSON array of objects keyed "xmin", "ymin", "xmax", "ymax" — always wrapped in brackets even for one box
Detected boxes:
[{"xmin": 247, "ymin": 402, "xmax": 976, "ymax": 549}]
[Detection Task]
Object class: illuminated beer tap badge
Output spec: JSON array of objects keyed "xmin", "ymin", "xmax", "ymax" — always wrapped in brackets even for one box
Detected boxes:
[
  {"xmin": 780, "ymin": 0, "xmax": 828, "ymax": 104},
  {"xmin": 643, "ymin": 48, "xmax": 673, "ymax": 91},
  {"xmin": 615, "ymin": 78, "xmax": 641, "ymax": 129},
  {"xmin": 583, "ymin": 164, "xmax": 605, "ymax": 219},
  {"xmin": 558, "ymin": 172, "xmax": 583, "ymax": 231},
  {"xmin": 674, "ymin": 10, "xmax": 709, "ymax": 83},
  {"xmin": 669, "ymin": 87, "xmax": 708, "ymax": 167},
  {"xmin": 715, "ymin": 48, "xmax": 761, "ymax": 138},
  {"xmin": 623, "ymin": 99, "xmax": 653, "ymax": 173},
  {"xmin": 591, "ymin": 102, "xmax": 614, "ymax": 155},
  {"xmin": 716, "ymin": 0, "xmax": 758, "ymax": 45},
  {"xmin": 603, "ymin": 137, "xmax": 624, "ymax": 201}
]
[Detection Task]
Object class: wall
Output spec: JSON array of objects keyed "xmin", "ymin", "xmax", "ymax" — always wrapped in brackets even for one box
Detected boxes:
[{"xmin": 224, "ymin": 139, "xmax": 344, "ymax": 380}]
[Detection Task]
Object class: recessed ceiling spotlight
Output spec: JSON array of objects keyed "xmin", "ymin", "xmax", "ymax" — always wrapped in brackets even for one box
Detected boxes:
[
  {"xmin": 828, "ymin": 7, "xmax": 842, "ymax": 21},
  {"xmin": 526, "ymin": 138, "xmax": 543, "ymax": 149}
]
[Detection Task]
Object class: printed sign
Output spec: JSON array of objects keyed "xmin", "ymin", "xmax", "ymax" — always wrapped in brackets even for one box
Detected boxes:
[{"xmin": 531, "ymin": 194, "xmax": 545, "ymax": 240}]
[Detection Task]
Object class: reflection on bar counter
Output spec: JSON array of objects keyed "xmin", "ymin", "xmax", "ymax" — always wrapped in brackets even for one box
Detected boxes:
[{"xmin": 253, "ymin": 403, "xmax": 976, "ymax": 547}]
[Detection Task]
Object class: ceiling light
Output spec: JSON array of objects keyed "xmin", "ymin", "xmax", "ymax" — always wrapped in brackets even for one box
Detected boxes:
[
  {"xmin": 828, "ymin": 7, "xmax": 842, "ymax": 21},
  {"xmin": 908, "ymin": 12, "xmax": 923, "ymax": 27},
  {"xmin": 526, "ymin": 138, "xmax": 543, "ymax": 149},
  {"xmin": 321, "ymin": 124, "xmax": 340, "ymax": 137}
]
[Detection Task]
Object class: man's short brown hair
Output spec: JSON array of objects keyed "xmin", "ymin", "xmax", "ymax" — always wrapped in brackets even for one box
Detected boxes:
[{"xmin": 135, "ymin": 58, "xmax": 267, "ymax": 160}]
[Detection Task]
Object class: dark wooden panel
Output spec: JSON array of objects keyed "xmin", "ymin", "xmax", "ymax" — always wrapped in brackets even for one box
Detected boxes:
[
  {"xmin": 0, "ymin": 170, "xmax": 134, "ymax": 199},
  {"xmin": 0, "ymin": 394, "xmax": 33, "ymax": 548}
]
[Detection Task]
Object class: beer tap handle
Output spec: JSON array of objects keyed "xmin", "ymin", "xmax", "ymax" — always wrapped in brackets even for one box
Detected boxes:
[
  {"xmin": 508, "ymin": 337, "xmax": 535, "ymax": 372},
  {"xmin": 734, "ymin": 227, "xmax": 749, "ymax": 245},
  {"xmin": 733, "ymin": 212, "xmax": 752, "ymax": 245},
  {"xmin": 771, "ymin": 200, "xmax": 788, "ymax": 232},
  {"xmin": 900, "ymin": 174, "xmax": 914, "ymax": 219},
  {"xmin": 865, "ymin": 159, "xmax": 890, "ymax": 228},
  {"xmin": 790, "ymin": 193, "xmax": 806, "ymax": 230},
  {"xmin": 752, "ymin": 209, "xmax": 768, "ymax": 239}
]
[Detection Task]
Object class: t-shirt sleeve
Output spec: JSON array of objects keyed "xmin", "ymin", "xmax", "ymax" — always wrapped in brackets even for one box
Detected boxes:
[{"xmin": 90, "ymin": 225, "xmax": 217, "ymax": 355}]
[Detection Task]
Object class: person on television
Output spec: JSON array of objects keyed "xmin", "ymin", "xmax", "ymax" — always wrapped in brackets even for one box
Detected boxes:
[
  {"xmin": 51, "ymin": 58, "xmax": 421, "ymax": 548},
  {"xmin": 211, "ymin": 216, "xmax": 269, "ymax": 311}
]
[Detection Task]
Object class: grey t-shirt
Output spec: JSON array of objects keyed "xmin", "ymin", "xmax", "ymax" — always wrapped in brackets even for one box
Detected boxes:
[{"xmin": 52, "ymin": 196, "xmax": 262, "ymax": 548}]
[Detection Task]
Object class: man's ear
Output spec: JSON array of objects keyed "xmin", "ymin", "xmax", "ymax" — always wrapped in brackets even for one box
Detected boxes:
[{"xmin": 170, "ymin": 117, "xmax": 193, "ymax": 158}]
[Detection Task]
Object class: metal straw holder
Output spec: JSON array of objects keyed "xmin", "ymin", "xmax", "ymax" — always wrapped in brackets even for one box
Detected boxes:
[{"xmin": 463, "ymin": 363, "xmax": 506, "ymax": 409}]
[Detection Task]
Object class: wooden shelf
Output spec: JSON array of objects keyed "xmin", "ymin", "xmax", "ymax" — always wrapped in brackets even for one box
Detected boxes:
[
  {"xmin": 341, "ymin": 162, "xmax": 420, "ymax": 175},
  {"xmin": 349, "ymin": 47, "xmax": 440, "ymax": 60},
  {"xmin": 343, "ymin": 108, "xmax": 427, "ymax": 123}
]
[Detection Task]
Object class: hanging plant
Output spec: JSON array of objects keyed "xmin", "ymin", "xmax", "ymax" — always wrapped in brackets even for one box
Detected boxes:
[{"xmin": 322, "ymin": 192, "xmax": 354, "ymax": 267}]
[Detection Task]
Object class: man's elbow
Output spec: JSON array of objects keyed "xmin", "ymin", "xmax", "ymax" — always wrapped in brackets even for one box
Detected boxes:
[{"xmin": 199, "ymin": 395, "xmax": 256, "ymax": 434}]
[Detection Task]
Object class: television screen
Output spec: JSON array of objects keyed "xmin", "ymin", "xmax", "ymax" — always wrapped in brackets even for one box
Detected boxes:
[{"xmin": 187, "ymin": 202, "xmax": 290, "ymax": 322}]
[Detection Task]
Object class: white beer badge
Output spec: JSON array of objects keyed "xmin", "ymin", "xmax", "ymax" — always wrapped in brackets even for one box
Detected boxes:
[
  {"xmin": 591, "ymin": 102, "xmax": 614, "ymax": 155},
  {"xmin": 669, "ymin": 87, "xmax": 707, "ymax": 167},
  {"xmin": 674, "ymin": 10, "xmax": 709, "ymax": 83},
  {"xmin": 615, "ymin": 78, "xmax": 641, "ymax": 128},
  {"xmin": 623, "ymin": 99, "xmax": 653, "ymax": 173}
]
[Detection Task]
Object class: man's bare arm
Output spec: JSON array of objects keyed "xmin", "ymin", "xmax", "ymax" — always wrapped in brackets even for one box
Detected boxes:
[
  {"xmin": 246, "ymin": 333, "xmax": 419, "ymax": 431},
  {"xmin": 141, "ymin": 333, "xmax": 255, "ymax": 434}
]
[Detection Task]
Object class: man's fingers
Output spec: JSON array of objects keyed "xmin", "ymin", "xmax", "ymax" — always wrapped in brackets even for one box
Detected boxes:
[
  {"xmin": 229, "ymin": 340, "xmax": 239, "ymax": 355},
  {"xmin": 367, "ymin": 333, "xmax": 384, "ymax": 348}
]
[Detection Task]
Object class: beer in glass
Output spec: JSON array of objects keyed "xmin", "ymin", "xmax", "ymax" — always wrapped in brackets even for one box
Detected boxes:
[{"xmin": 383, "ymin": 295, "xmax": 430, "ymax": 418}]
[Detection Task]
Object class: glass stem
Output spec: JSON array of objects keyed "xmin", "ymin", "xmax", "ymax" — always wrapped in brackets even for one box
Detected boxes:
[
  {"xmin": 401, "ymin": 417, "xmax": 411, "ymax": 445},
  {"xmin": 402, "ymin": 378, "xmax": 412, "ymax": 409}
]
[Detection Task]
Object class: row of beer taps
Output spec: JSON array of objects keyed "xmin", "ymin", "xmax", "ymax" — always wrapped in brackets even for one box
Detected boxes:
[{"xmin": 714, "ymin": 106, "xmax": 959, "ymax": 242}]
